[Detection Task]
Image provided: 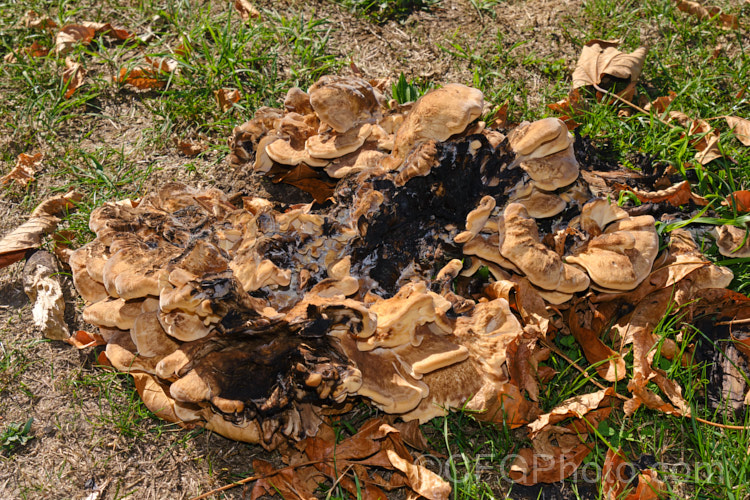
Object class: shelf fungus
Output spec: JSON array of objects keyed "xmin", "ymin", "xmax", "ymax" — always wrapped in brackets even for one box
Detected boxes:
[
  {"xmin": 67, "ymin": 79, "xmax": 741, "ymax": 489},
  {"xmin": 506, "ymin": 117, "xmax": 580, "ymax": 218}
]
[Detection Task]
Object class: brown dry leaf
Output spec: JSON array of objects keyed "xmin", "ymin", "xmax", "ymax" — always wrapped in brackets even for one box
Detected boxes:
[
  {"xmin": 476, "ymin": 382, "xmax": 540, "ymax": 428},
  {"xmin": 176, "ymin": 140, "xmax": 207, "ymax": 157},
  {"xmin": 63, "ymin": 57, "xmax": 85, "ymax": 99},
  {"xmin": 509, "ymin": 428, "xmax": 592, "ymax": 485},
  {"xmin": 725, "ymin": 116, "xmax": 750, "ymax": 146},
  {"xmin": 97, "ymin": 350, "xmax": 112, "ymax": 368},
  {"xmin": 569, "ymin": 300, "xmax": 626, "ymax": 382},
  {"xmin": 528, "ymin": 388, "xmax": 614, "ymax": 437},
  {"xmin": 0, "ymin": 190, "xmax": 81, "ymax": 269},
  {"xmin": 80, "ymin": 22, "xmax": 133, "ymax": 41},
  {"xmin": 51, "ymin": 229, "xmax": 75, "ymax": 264},
  {"xmin": 602, "ymin": 448, "xmax": 665, "ymax": 499},
  {"xmin": 118, "ymin": 56, "xmax": 177, "ymax": 89},
  {"xmin": 250, "ymin": 459, "xmax": 317, "ymax": 500},
  {"xmin": 644, "ymin": 91, "xmax": 677, "ymax": 114},
  {"xmin": 24, "ymin": 11, "xmax": 58, "ymax": 30},
  {"xmin": 674, "ymin": 0, "xmax": 739, "ymax": 29},
  {"xmin": 55, "ymin": 25, "xmax": 96, "ymax": 55},
  {"xmin": 0, "ymin": 152, "xmax": 43, "ymax": 187},
  {"xmin": 547, "ymin": 89, "xmax": 583, "ymax": 129},
  {"xmin": 215, "ymin": 88, "xmax": 241, "ymax": 112},
  {"xmin": 613, "ymin": 180, "xmax": 708, "ymax": 207},
  {"xmin": 666, "ymin": 111, "xmax": 723, "ymax": 164},
  {"xmin": 724, "ymin": 190, "xmax": 750, "ymax": 212},
  {"xmin": 118, "ymin": 66, "xmax": 164, "ymax": 89},
  {"xmin": 271, "ymin": 164, "xmax": 336, "ymax": 204},
  {"xmin": 620, "ymin": 289, "xmax": 691, "ymax": 417},
  {"xmin": 302, "ymin": 418, "xmax": 449, "ymax": 498},
  {"xmin": 26, "ymin": 41, "xmax": 49, "ymax": 58},
  {"xmin": 234, "ymin": 0, "xmax": 261, "ymax": 21},
  {"xmin": 391, "ymin": 419, "xmax": 431, "ymax": 452},
  {"xmin": 65, "ymin": 330, "xmax": 106, "ymax": 349},
  {"xmin": 386, "ymin": 449, "xmax": 451, "ymax": 500},
  {"xmin": 572, "ymin": 40, "xmax": 648, "ymax": 91}
]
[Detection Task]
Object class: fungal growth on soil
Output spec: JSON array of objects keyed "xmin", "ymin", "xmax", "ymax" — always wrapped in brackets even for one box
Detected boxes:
[{"xmin": 66, "ymin": 76, "xmax": 750, "ymax": 493}]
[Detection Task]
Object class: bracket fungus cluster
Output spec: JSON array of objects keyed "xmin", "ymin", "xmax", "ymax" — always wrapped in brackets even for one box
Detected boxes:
[{"xmin": 66, "ymin": 75, "xmax": 750, "ymax": 490}]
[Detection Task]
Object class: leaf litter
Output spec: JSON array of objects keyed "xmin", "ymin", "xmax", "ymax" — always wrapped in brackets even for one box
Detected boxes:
[{"xmin": 3, "ymin": 13, "xmax": 750, "ymax": 500}]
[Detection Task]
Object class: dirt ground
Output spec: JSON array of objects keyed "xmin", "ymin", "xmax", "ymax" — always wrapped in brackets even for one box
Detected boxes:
[{"xmin": 0, "ymin": 0, "xmax": 592, "ymax": 498}]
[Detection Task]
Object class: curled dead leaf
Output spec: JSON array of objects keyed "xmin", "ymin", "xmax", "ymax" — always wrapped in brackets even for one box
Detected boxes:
[
  {"xmin": 644, "ymin": 91, "xmax": 677, "ymax": 114},
  {"xmin": 234, "ymin": 0, "xmax": 261, "ymax": 21},
  {"xmin": 674, "ymin": 0, "xmax": 739, "ymax": 30},
  {"xmin": 24, "ymin": 11, "xmax": 58, "ymax": 30},
  {"xmin": 176, "ymin": 140, "xmax": 207, "ymax": 157},
  {"xmin": 510, "ymin": 427, "xmax": 592, "ymax": 485},
  {"xmin": 528, "ymin": 388, "xmax": 615, "ymax": 437},
  {"xmin": 271, "ymin": 163, "xmax": 336, "ymax": 204},
  {"xmin": 250, "ymin": 459, "xmax": 318, "ymax": 500},
  {"xmin": 572, "ymin": 40, "xmax": 648, "ymax": 92},
  {"xmin": 63, "ymin": 57, "xmax": 86, "ymax": 98},
  {"xmin": 603, "ymin": 448, "xmax": 665, "ymax": 499},
  {"xmin": 215, "ymin": 88, "xmax": 241, "ymax": 112},
  {"xmin": 0, "ymin": 153, "xmax": 43, "ymax": 187},
  {"xmin": 386, "ymin": 449, "xmax": 451, "ymax": 500},
  {"xmin": 547, "ymin": 89, "xmax": 583, "ymax": 129},
  {"xmin": 725, "ymin": 116, "xmax": 750, "ymax": 146},
  {"xmin": 65, "ymin": 330, "xmax": 107, "ymax": 349},
  {"xmin": 117, "ymin": 57, "xmax": 176, "ymax": 89},
  {"xmin": 569, "ymin": 300, "xmax": 626, "ymax": 382},
  {"xmin": 0, "ymin": 190, "xmax": 81, "ymax": 269},
  {"xmin": 724, "ymin": 191, "xmax": 750, "ymax": 212},
  {"xmin": 613, "ymin": 180, "xmax": 708, "ymax": 207},
  {"xmin": 55, "ymin": 25, "xmax": 96, "ymax": 55}
]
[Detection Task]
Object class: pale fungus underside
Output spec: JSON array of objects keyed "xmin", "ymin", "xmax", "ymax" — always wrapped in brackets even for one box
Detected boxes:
[{"xmin": 71, "ymin": 77, "xmax": 748, "ymax": 486}]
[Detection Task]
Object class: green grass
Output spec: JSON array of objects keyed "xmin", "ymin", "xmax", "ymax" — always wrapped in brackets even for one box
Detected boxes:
[{"xmin": 334, "ymin": 0, "xmax": 438, "ymax": 23}]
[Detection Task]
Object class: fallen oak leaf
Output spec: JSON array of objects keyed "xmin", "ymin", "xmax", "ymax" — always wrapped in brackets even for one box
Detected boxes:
[
  {"xmin": 63, "ymin": 57, "xmax": 85, "ymax": 98},
  {"xmin": 0, "ymin": 152, "xmax": 43, "ymax": 187},
  {"xmin": 665, "ymin": 111, "xmax": 724, "ymax": 164},
  {"xmin": 0, "ymin": 190, "xmax": 81, "ymax": 269},
  {"xmin": 26, "ymin": 41, "xmax": 49, "ymax": 58},
  {"xmin": 674, "ymin": 0, "xmax": 739, "ymax": 30},
  {"xmin": 725, "ymin": 116, "xmax": 750, "ymax": 146}
]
